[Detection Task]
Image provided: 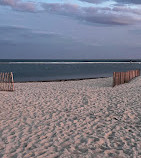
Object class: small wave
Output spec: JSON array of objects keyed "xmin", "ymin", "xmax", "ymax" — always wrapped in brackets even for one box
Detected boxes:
[{"xmin": 1, "ymin": 62, "xmax": 141, "ymax": 64}]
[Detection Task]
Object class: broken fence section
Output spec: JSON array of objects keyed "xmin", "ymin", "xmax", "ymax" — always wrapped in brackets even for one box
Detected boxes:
[
  {"xmin": 113, "ymin": 69, "xmax": 140, "ymax": 87},
  {"xmin": 0, "ymin": 72, "xmax": 14, "ymax": 91}
]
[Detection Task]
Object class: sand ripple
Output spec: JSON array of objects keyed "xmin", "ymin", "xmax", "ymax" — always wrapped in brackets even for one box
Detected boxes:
[{"xmin": 0, "ymin": 77, "xmax": 141, "ymax": 158}]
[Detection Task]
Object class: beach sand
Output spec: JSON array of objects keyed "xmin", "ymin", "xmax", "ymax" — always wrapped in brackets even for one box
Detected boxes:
[{"xmin": 0, "ymin": 77, "xmax": 141, "ymax": 158}]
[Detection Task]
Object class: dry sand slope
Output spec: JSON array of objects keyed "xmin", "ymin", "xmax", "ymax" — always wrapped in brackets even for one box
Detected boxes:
[{"xmin": 0, "ymin": 77, "xmax": 141, "ymax": 158}]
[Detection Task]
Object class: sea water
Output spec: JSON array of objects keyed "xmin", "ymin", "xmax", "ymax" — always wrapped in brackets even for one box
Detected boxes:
[{"xmin": 0, "ymin": 59, "xmax": 141, "ymax": 82}]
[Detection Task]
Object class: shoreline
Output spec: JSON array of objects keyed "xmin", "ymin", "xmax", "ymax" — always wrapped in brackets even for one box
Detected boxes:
[
  {"xmin": 14, "ymin": 76, "xmax": 109, "ymax": 83},
  {"xmin": 0, "ymin": 62, "xmax": 141, "ymax": 64}
]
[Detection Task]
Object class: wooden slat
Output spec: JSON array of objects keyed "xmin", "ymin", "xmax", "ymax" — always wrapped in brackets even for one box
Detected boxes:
[
  {"xmin": 113, "ymin": 69, "xmax": 140, "ymax": 87},
  {"xmin": 0, "ymin": 72, "xmax": 14, "ymax": 91},
  {"xmin": 10, "ymin": 72, "xmax": 14, "ymax": 91},
  {"xmin": 2, "ymin": 73, "xmax": 4, "ymax": 90},
  {"xmin": 125, "ymin": 71, "xmax": 128, "ymax": 83},
  {"xmin": 121, "ymin": 72, "xmax": 125, "ymax": 84},
  {"xmin": 113, "ymin": 72, "xmax": 116, "ymax": 87},
  {"xmin": 0, "ymin": 73, "xmax": 1, "ymax": 90}
]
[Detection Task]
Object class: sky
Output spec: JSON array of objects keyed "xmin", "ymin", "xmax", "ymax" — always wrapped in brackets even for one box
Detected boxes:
[{"xmin": 0, "ymin": 0, "xmax": 141, "ymax": 59}]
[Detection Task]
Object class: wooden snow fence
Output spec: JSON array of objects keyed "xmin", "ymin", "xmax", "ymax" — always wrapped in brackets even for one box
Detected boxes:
[
  {"xmin": 0, "ymin": 72, "xmax": 14, "ymax": 91},
  {"xmin": 113, "ymin": 69, "xmax": 140, "ymax": 87}
]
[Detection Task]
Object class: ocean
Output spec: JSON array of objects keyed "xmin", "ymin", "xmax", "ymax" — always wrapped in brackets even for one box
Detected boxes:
[{"xmin": 0, "ymin": 59, "xmax": 141, "ymax": 82}]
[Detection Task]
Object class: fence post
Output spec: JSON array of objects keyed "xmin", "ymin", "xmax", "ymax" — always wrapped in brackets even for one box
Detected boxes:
[
  {"xmin": 133, "ymin": 70, "xmax": 135, "ymax": 78},
  {"xmin": 115, "ymin": 72, "xmax": 119, "ymax": 86},
  {"xmin": 10, "ymin": 72, "xmax": 14, "ymax": 91},
  {"xmin": 129, "ymin": 71, "xmax": 131, "ymax": 80},
  {"xmin": 7, "ymin": 73, "xmax": 10, "ymax": 91},
  {"xmin": 0, "ymin": 73, "xmax": 1, "ymax": 90},
  {"xmin": 137, "ymin": 70, "xmax": 139, "ymax": 76},
  {"xmin": 135, "ymin": 70, "xmax": 137, "ymax": 77},
  {"xmin": 125, "ymin": 71, "xmax": 128, "ymax": 83},
  {"xmin": 0, "ymin": 72, "xmax": 14, "ymax": 91},
  {"xmin": 113, "ymin": 69, "xmax": 140, "ymax": 87},
  {"xmin": 113, "ymin": 72, "xmax": 115, "ymax": 87},
  {"xmin": 121, "ymin": 72, "xmax": 124, "ymax": 84}
]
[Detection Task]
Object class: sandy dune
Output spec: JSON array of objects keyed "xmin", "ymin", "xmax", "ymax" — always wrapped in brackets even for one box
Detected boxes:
[{"xmin": 0, "ymin": 77, "xmax": 141, "ymax": 158}]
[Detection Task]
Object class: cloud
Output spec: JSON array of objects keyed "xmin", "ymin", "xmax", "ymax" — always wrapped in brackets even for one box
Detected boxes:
[
  {"xmin": 42, "ymin": 3, "xmax": 141, "ymax": 25},
  {"xmin": 1, "ymin": 0, "xmax": 141, "ymax": 25},
  {"xmin": 129, "ymin": 29, "xmax": 141, "ymax": 35},
  {"xmin": 0, "ymin": 0, "xmax": 36, "ymax": 12},
  {"xmin": 0, "ymin": 25, "xmax": 58, "ymax": 36},
  {"xmin": 0, "ymin": 25, "xmax": 103, "ymax": 59},
  {"xmin": 0, "ymin": 25, "xmax": 66, "ymax": 44},
  {"xmin": 0, "ymin": 25, "xmax": 30, "ymax": 31},
  {"xmin": 80, "ymin": 0, "xmax": 141, "ymax": 5},
  {"xmin": 78, "ymin": 0, "xmax": 105, "ymax": 4},
  {"xmin": 114, "ymin": 0, "xmax": 141, "ymax": 4}
]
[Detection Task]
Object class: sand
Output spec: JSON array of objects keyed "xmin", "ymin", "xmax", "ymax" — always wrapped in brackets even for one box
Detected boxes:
[{"xmin": 0, "ymin": 77, "xmax": 141, "ymax": 158}]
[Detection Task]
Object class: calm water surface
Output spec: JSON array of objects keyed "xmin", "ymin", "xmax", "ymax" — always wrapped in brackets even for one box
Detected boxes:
[{"xmin": 0, "ymin": 61, "xmax": 141, "ymax": 82}]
